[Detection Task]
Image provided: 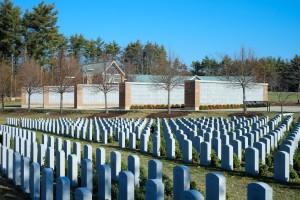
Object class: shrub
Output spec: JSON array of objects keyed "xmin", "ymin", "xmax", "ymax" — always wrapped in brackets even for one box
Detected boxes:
[
  {"xmin": 175, "ymin": 140, "xmax": 182, "ymax": 160},
  {"xmin": 148, "ymin": 141, "xmax": 153, "ymax": 153},
  {"xmin": 211, "ymin": 150, "xmax": 220, "ymax": 167},
  {"xmin": 259, "ymin": 160, "xmax": 269, "ymax": 176},
  {"xmin": 136, "ymin": 140, "xmax": 140, "ymax": 149},
  {"xmin": 125, "ymin": 138, "xmax": 129, "ymax": 148},
  {"xmin": 192, "ymin": 147, "xmax": 200, "ymax": 163},
  {"xmin": 190, "ymin": 181, "xmax": 199, "ymax": 190},
  {"xmin": 121, "ymin": 161, "xmax": 127, "ymax": 171},
  {"xmin": 233, "ymin": 153, "xmax": 241, "ymax": 169},
  {"xmin": 163, "ymin": 174, "xmax": 173, "ymax": 197},
  {"xmin": 135, "ymin": 186, "xmax": 146, "ymax": 200},
  {"xmin": 107, "ymin": 134, "xmax": 113, "ymax": 143},
  {"xmin": 290, "ymin": 165, "xmax": 299, "ymax": 179},
  {"xmin": 111, "ymin": 183, "xmax": 119, "ymax": 199}
]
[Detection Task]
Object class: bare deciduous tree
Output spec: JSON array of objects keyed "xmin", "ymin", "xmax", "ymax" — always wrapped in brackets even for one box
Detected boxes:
[
  {"xmin": 51, "ymin": 50, "xmax": 82, "ymax": 113},
  {"xmin": 276, "ymin": 87, "xmax": 294, "ymax": 116},
  {"xmin": 19, "ymin": 57, "xmax": 41, "ymax": 111},
  {"xmin": 91, "ymin": 55, "xmax": 119, "ymax": 113},
  {"xmin": 0, "ymin": 61, "xmax": 11, "ymax": 112},
  {"xmin": 222, "ymin": 46, "xmax": 258, "ymax": 114},
  {"xmin": 151, "ymin": 56, "xmax": 187, "ymax": 114}
]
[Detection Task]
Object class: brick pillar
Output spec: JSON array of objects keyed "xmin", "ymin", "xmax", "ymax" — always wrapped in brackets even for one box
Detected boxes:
[
  {"xmin": 75, "ymin": 84, "xmax": 84, "ymax": 108},
  {"xmin": 43, "ymin": 87, "xmax": 49, "ymax": 108},
  {"xmin": 184, "ymin": 80, "xmax": 200, "ymax": 110},
  {"xmin": 119, "ymin": 82, "xmax": 131, "ymax": 110},
  {"xmin": 21, "ymin": 88, "xmax": 26, "ymax": 108},
  {"xmin": 263, "ymin": 84, "xmax": 268, "ymax": 101}
]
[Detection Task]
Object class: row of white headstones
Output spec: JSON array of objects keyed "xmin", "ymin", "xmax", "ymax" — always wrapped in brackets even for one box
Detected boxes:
[{"xmin": 2, "ymin": 115, "xmax": 299, "ymax": 199}]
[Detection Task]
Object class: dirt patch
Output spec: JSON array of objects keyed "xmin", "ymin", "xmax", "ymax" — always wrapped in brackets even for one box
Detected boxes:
[
  {"xmin": 228, "ymin": 112, "xmax": 265, "ymax": 118},
  {"xmin": 146, "ymin": 111, "xmax": 191, "ymax": 119},
  {"xmin": 88, "ymin": 111, "xmax": 129, "ymax": 118}
]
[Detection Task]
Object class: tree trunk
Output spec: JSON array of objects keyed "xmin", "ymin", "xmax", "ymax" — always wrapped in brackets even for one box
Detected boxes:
[
  {"xmin": 281, "ymin": 104, "xmax": 283, "ymax": 116},
  {"xmin": 242, "ymin": 86, "xmax": 247, "ymax": 114},
  {"xmin": 1, "ymin": 95, "xmax": 4, "ymax": 113},
  {"xmin": 60, "ymin": 92, "xmax": 63, "ymax": 114},
  {"xmin": 297, "ymin": 83, "xmax": 300, "ymax": 104},
  {"xmin": 104, "ymin": 92, "xmax": 108, "ymax": 114},
  {"xmin": 168, "ymin": 90, "xmax": 171, "ymax": 115},
  {"xmin": 28, "ymin": 93, "xmax": 31, "ymax": 112}
]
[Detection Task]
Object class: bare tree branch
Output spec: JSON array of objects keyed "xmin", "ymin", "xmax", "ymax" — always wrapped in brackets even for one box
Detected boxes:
[
  {"xmin": 50, "ymin": 49, "xmax": 82, "ymax": 113},
  {"xmin": 150, "ymin": 56, "xmax": 188, "ymax": 114},
  {"xmin": 221, "ymin": 46, "xmax": 258, "ymax": 114},
  {"xmin": 19, "ymin": 57, "xmax": 41, "ymax": 111}
]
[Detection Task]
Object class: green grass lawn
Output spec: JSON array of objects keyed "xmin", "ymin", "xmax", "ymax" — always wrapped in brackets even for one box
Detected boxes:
[
  {"xmin": 0, "ymin": 109, "xmax": 300, "ymax": 199},
  {"xmin": 268, "ymin": 92, "xmax": 300, "ymax": 104}
]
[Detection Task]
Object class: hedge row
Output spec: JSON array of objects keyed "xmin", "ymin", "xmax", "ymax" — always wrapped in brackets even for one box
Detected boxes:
[
  {"xmin": 199, "ymin": 104, "xmax": 244, "ymax": 110},
  {"xmin": 130, "ymin": 104, "xmax": 184, "ymax": 109}
]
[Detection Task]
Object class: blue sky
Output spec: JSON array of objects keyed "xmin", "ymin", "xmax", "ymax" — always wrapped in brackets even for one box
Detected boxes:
[{"xmin": 13, "ymin": 0, "xmax": 300, "ymax": 65}]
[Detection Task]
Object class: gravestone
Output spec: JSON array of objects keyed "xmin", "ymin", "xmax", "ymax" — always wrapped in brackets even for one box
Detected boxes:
[
  {"xmin": 173, "ymin": 165, "xmax": 190, "ymax": 200},
  {"xmin": 119, "ymin": 132, "xmax": 126, "ymax": 148},
  {"xmin": 119, "ymin": 171, "xmax": 134, "ymax": 200},
  {"xmin": 57, "ymin": 150, "xmax": 65, "ymax": 177},
  {"xmin": 13, "ymin": 152, "xmax": 21, "ymax": 186},
  {"xmin": 75, "ymin": 188, "xmax": 92, "ymax": 200},
  {"xmin": 21, "ymin": 156, "xmax": 30, "ymax": 193},
  {"xmin": 129, "ymin": 132, "xmax": 136, "ymax": 150},
  {"xmin": 274, "ymin": 151, "xmax": 289, "ymax": 182},
  {"xmin": 193, "ymin": 136, "xmax": 203, "ymax": 154},
  {"xmin": 68, "ymin": 154, "xmax": 78, "ymax": 187},
  {"xmin": 200, "ymin": 142, "xmax": 211, "ymax": 166},
  {"xmin": 111, "ymin": 151, "xmax": 121, "ymax": 182},
  {"xmin": 56, "ymin": 177, "xmax": 70, "ymax": 200},
  {"xmin": 153, "ymin": 134, "xmax": 161, "ymax": 157},
  {"xmin": 96, "ymin": 147, "xmax": 106, "ymax": 173},
  {"xmin": 247, "ymin": 182, "xmax": 273, "ymax": 200},
  {"xmin": 81, "ymin": 159, "xmax": 93, "ymax": 192},
  {"xmin": 128, "ymin": 155, "xmax": 140, "ymax": 187},
  {"xmin": 206, "ymin": 172, "xmax": 226, "ymax": 200},
  {"xmin": 148, "ymin": 159, "xmax": 162, "ymax": 181},
  {"xmin": 31, "ymin": 142, "xmax": 38, "ymax": 163},
  {"xmin": 30, "ymin": 162, "xmax": 40, "ymax": 199},
  {"xmin": 221, "ymin": 144, "xmax": 233, "ymax": 171},
  {"xmin": 182, "ymin": 139, "xmax": 192, "ymax": 163},
  {"xmin": 73, "ymin": 142, "xmax": 81, "ymax": 164},
  {"xmin": 245, "ymin": 147, "xmax": 259, "ymax": 176},
  {"xmin": 38, "ymin": 144, "xmax": 46, "ymax": 166},
  {"xmin": 212, "ymin": 138, "xmax": 222, "ymax": 160},
  {"xmin": 42, "ymin": 168, "xmax": 53, "ymax": 200},
  {"xmin": 180, "ymin": 190, "xmax": 204, "ymax": 200},
  {"xmin": 146, "ymin": 179, "xmax": 164, "ymax": 200},
  {"xmin": 64, "ymin": 140, "xmax": 71, "ymax": 160},
  {"xmin": 253, "ymin": 142, "xmax": 266, "ymax": 164},
  {"xmin": 56, "ymin": 138, "xmax": 63, "ymax": 153},
  {"xmin": 46, "ymin": 147, "xmax": 55, "ymax": 170},
  {"xmin": 7, "ymin": 148, "xmax": 14, "ymax": 179},
  {"xmin": 232, "ymin": 140, "xmax": 242, "ymax": 161},
  {"xmin": 166, "ymin": 137, "xmax": 175, "ymax": 159},
  {"xmin": 98, "ymin": 165, "xmax": 111, "ymax": 200},
  {"xmin": 84, "ymin": 144, "xmax": 93, "ymax": 162}
]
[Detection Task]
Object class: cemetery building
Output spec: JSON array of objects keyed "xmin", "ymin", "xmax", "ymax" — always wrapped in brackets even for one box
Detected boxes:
[
  {"xmin": 22, "ymin": 72, "xmax": 268, "ymax": 110},
  {"xmin": 81, "ymin": 60, "xmax": 125, "ymax": 84}
]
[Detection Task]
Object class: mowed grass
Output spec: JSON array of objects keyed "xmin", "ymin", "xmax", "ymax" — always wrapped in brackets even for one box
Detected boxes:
[
  {"xmin": 0, "ymin": 109, "xmax": 300, "ymax": 199},
  {"xmin": 268, "ymin": 92, "xmax": 299, "ymax": 104}
]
